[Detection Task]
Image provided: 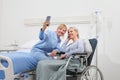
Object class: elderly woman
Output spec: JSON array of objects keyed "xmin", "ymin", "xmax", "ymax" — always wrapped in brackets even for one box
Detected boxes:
[{"xmin": 36, "ymin": 27, "xmax": 85, "ymax": 80}]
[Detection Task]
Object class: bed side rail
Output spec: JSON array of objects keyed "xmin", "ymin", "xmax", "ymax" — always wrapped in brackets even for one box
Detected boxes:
[{"xmin": 0, "ymin": 55, "xmax": 14, "ymax": 80}]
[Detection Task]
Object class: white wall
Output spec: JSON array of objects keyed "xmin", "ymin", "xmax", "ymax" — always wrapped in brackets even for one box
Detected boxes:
[
  {"xmin": 0, "ymin": 0, "xmax": 2, "ymax": 42},
  {"xmin": 0, "ymin": 0, "xmax": 120, "ymax": 80},
  {"xmin": 97, "ymin": 0, "xmax": 120, "ymax": 80},
  {"xmin": 0, "ymin": 0, "xmax": 97, "ymax": 47}
]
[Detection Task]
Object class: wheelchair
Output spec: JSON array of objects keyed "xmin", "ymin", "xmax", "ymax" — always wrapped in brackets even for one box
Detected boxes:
[{"xmin": 64, "ymin": 38, "xmax": 104, "ymax": 80}]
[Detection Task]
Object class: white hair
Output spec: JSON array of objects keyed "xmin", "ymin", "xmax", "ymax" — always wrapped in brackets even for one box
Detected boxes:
[{"xmin": 69, "ymin": 27, "xmax": 79, "ymax": 38}]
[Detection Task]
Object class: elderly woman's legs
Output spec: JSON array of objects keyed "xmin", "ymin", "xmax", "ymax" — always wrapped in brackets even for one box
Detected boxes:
[{"xmin": 36, "ymin": 60, "xmax": 66, "ymax": 80}]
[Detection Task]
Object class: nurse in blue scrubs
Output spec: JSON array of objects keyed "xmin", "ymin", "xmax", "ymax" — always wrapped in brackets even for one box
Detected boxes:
[{"xmin": 31, "ymin": 21, "xmax": 67, "ymax": 62}]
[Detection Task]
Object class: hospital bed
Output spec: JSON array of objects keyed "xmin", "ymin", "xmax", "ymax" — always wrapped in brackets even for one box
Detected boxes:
[
  {"xmin": 0, "ymin": 52, "xmax": 36, "ymax": 80},
  {"xmin": 0, "ymin": 40, "xmax": 38, "ymax": 80}
]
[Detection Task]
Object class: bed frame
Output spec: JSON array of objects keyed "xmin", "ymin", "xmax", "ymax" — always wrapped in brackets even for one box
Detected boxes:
[
  {"xmin": 24, "ymin": 15, "xmax": 96, "ymax": 26},
  {"xmin": 0, "ymin": 55, "xmax": 35, "ymax": 80},
  {"xmin": 0, "ymin": 14, "xmax": 97, "ymax": 80},
  {"xmin": 0, "ymin": 55, "xmax": 14, "ymax": 80}
]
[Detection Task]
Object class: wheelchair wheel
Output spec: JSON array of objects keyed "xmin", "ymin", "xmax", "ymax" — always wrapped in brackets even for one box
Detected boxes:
[{"xmin": 79, "ymin": 65, "xmax": 104, "ymax": 80}]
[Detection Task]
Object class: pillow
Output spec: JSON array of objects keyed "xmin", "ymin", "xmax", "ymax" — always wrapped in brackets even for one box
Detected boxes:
[
  {"xmin": 17, "ymin": 39, "xmax": 39, "ymax": 52},
  {"xmin": 83, "ymin": 39, "xmax": 92, "ymax": 58},
  {"xmin": 19, "ymin": 39, "xmax": 39, "ymax": 49}
]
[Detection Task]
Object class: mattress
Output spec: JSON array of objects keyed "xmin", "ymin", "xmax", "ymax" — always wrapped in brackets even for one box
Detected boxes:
[{"xmin": 0, "ymin": 52, "xmax": 37, "ymax": 74}]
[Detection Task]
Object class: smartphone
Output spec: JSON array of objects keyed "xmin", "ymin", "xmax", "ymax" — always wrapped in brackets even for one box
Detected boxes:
[
  {"xmin": 45, "ymin": 16, "xmax": 51, "ymax": 22},
  {"xmin": 45, "ymin": 16, "xmax": 51, "ymax": 26}
]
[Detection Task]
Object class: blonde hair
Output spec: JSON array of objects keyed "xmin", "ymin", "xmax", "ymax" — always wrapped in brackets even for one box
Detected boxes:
[
  {"xmin": 69, "ymin": 27, "xmax": 79, "ymax": 38},
  {"xmin": 57, "ymin": 24, "xmax": 67, "ymax": 31}
]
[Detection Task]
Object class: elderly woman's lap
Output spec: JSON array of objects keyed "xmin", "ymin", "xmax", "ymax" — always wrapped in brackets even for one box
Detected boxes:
[{"xmin": 36, "ymin": 59, "xmax": 66, "ymax": 80}]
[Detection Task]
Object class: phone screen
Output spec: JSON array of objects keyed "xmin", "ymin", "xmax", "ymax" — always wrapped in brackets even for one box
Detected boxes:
[{"xmin": 45, "ymin": 16, "xmax": 51, "ymax": 22}]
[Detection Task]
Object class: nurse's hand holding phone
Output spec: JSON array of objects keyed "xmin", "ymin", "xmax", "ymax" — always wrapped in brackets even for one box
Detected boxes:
[
  {"xmin": 45, "ymin": 16, "xmax": 51, "ymax": 26},
  {"xmin": 42, "ymin": 16, "xmax": 51, "ymax": 31}
]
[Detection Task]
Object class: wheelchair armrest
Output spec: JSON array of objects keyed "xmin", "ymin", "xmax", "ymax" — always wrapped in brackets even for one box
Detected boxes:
[
  {"xmin": 56, "ymin": 51, "xmax": 65, "ymax": 55},
  {"xmin": 65, "ymin": 53, "xmax": 88, "ymax": 68},
  {"xmin": 72, "ymin": 52, "xmax": 87, "ymax": 56},
  {"xmin": 72, "ymin": 53, "xmax": 88, "ymax": 66}
]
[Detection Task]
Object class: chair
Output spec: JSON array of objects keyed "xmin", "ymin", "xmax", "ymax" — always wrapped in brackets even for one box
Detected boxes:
[{"xmin": 65, "ymin": 38, "xmax": 104, "ymax": 80}]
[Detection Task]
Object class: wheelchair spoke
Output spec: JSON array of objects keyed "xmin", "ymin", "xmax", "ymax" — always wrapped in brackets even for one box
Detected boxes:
[
  {"xmin": 80, "ymin": 74, "xmax": 89, "ymax": 80},
  {"xmin": 80, "ymin": 65, "xmax": 104, "ymax": 80}
]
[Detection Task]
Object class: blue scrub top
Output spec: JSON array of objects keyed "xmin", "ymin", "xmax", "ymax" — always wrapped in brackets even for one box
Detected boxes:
[{"xmin": 31, "ymin": 29, "xmax": 61, "ymax": 53}]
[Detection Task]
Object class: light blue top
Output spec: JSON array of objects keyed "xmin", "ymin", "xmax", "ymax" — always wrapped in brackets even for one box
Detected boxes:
[
  {"xmin": 60, "ymin": 39, "xmax": 84, "ymax": 57},
  {"xmin": 31, "ymin": 29, "xmax": 61, "ymax": 54}
]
